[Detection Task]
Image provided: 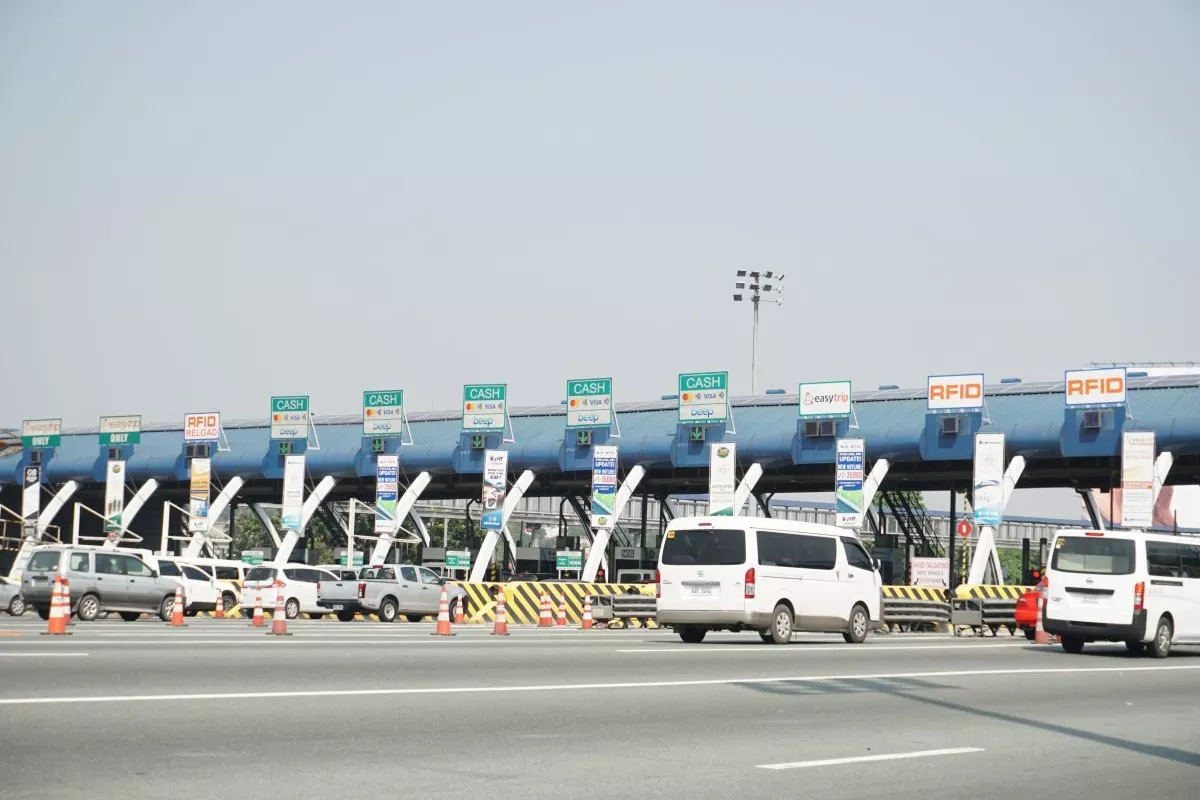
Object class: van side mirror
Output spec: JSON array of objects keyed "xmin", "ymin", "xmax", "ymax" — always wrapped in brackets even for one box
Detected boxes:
[
  {"xmin": 150, "ymin": 570, "xmax": 159, "ymax": 579},
  {"xmin": 872, "ymin": 558, "xmax": 881, "ymax": 571}
]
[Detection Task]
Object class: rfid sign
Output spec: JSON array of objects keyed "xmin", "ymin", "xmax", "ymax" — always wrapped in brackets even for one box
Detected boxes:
[
  {"xmin": 463, "ymin": 384, "xmax": 506, "ymax": 432},
  {"xmin": 270, "ymin": 395, "xmax": 310, "ymax": 440},
  {"xmin": 363, "ymin": 390, "xmax": 404, "ymax": 437},
  {"xmin": 678, "ymin": 371, "xmax": 728, "ymax": 424},
  {"xmin": 566, "ymin": 377, "xmax": 613, "ymax": 428}
]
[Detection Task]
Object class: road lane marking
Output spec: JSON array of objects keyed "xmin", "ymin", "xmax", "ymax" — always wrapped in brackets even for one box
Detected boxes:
[
  {"xmin": 616, "ymin": 643, "xmax": 1026, "ymax": 654},
  {"xmin": 0, "ymin": 653, "xmax": 89, "ymax": 658},
  {"xmin": 1, "ymin": 663, "xmax": 1196, "ymax": 706},
  {"xmin": 0, "ymin": 638, "xmax": 659, "ymax": 646},
  {"xmin": 757, "ymin": 746, "xmax": 985, "ymax": 770}
]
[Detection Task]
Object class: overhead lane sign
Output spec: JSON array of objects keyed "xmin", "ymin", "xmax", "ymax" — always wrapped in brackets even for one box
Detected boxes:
[
  {"xmin": 99, "ymin": 415, "xmax": 141, "ymax": 446},
  {"xmin": 927, "ymin": 374, "xmax": 984, "ymax": 411},
  {"xmin": 363, "ymin": 390, "xmax": 404, "ymax": 437},
  {"xmin": 1065, "ymin": 367, "xmax": 1126, "ymax": 407},
  {"xmin": 799, "ymin": 381, "xmax": 851, "ymax": 417},
  {"xmin": 463, "ymin": 384, "xmax": 506, "ymax": 432},
  {"xmin": 271, "ymin": 396, "xmax": 310, "ymax": 440},
  {"xmin": 184, "ymin": 412, "xmax": 221, "ymax": 442},
  {"xmin": 678, "ymin": 371, "xmax": 728, "ymax": 424},
  {"xmin": 21, "ymin": 419, "xmax": 61, "ymax": 449},
  {"xmin": 567, "ymin": 378, "xmax": 613, "ymax": 429}
]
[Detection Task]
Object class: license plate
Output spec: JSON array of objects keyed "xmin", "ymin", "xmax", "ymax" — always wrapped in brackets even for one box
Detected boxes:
[
  {"xmin": 1079, "ymin": 595, "xmax": 1099, "ymax": 605},
  {"xmin": 689, "ymin": 586, "xmax": 714, "ymax": 597},
  {"xmin": 330, "ymin": 604, "xmax": 344, "ymax": 611}
]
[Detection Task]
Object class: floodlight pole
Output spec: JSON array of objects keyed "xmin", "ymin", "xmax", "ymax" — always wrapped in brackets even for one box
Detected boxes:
[{"xmin": 733, "ymin": 270, "xmax": 784, "ymax": 395}]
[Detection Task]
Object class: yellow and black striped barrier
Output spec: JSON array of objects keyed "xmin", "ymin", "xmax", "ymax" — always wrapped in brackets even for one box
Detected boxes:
[
  {"xmin": 954, "ymin": 584, "xmax": 1031, "ymax": 600},
  {"xmin": 452, "ymin": 582, "xmax": 654, "ymax": 626},
  {"xmin": 882, "ymin": 586, "xmax": 948, "ymax": 602}
]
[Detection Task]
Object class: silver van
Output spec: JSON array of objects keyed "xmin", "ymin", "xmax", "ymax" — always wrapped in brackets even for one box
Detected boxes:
[{"xmin": 20, "ymin": 546, "xmax": 181, "ymax": 622}]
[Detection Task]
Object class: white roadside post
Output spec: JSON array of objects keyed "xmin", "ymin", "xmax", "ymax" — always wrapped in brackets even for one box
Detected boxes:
[
  {"xmin": 967, "ymin": 453, "xmax": 1025, "ymax": 586},
  {"xmin": 8, "ymin": 481, "xmax": 79, "ymax": 580},
  {"xmin": 581, "ymin": 465, "xmax": 645, "ymax": 582},
  {"xmin": 182, "ymin": 477, "xmax": 245, "ymax": 559},
  {"xmin": 732, "ymin": 463, "xmax": 763, "ymax": 514},
  {"xmin": 273, "ymin": 475, "xmax": 336, "ymax": 565},
  {"xmin": 469, "ymin": 470, "xmax": 535, "ymax": 583},
  {"xmin": 369, "ymin": 472, "xmax": 432, "ymax": 565}
]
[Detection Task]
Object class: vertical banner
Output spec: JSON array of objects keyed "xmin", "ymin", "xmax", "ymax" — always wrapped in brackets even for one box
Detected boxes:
[
  {"xmin": 972, "ymin": 433, "xmax": 1006, "ymax": 527},
  {"xmin": 835, "ymin": 439, "xmax": 866, "ymax": 528},
  {"xmin": 590, "ymin": 445, "xmax": 619, "ymax": 528},
  {"xmin": 1121, "ymin": 431, "xmax": 1155, "ymax": 528},
  {"xmin": 280, "ymin": 454, "xmax": 306, "ymax": 531},
  {"xmin": 21, "ymin": 466, "xmax": 40, "ymax": 538},
  {"xmin": 708, "ymin": 442, "xmax": 737, "ymax": 516},
  {"xmin": 188, "ymin": 458, "xmax": 211, "ymax": 533},
  {"xmin": 103, "ymin": 461, "xmax": 125, "ymax": 533},
  {"xmin": 374, "ymin": 455, "xmax": 400, "ymax": 534},
  {"xmin": 480, "ymin": 450, "xmax": 509, "ymax": 531}
]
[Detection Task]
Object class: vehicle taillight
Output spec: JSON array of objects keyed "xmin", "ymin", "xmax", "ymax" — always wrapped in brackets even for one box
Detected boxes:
[
  {"xmin": 745, "ymin": 567, "xmax": 756, "ymax": 599},
  {"xmin": 316, "ymin": 582, "xmax": 321, "ymax": 593},
  {"xmin": 1134, "ymin": 581, "xmax": 1145, "ymax": 611},
  {"xmin": 655, "ymin": 569, "xmax": 661, "ymax": 599},
  {"xmin": 357, "ymin": 581, "xmax": 366, "ymax": 599}
]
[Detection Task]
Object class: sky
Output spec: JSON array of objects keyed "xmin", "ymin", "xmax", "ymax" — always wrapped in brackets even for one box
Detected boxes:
[{"xmin": 1, "ymin": 2, "xmax": 1198, "ymax": 516}]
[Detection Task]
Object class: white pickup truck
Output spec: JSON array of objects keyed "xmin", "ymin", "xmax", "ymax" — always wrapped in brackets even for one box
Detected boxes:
[{"xmin": 316, "ymin": 564, "xmax": 467, "ymax": 623}]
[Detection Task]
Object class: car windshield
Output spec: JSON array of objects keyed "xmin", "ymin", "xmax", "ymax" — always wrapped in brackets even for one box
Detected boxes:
[
  {"xmin": 244, "ymin": 567, "xmax": 276, "ymax": 582},
  {"xmin": 661, "ymin": 529, "xmax": 746, "ymax": 566},
  {"xmin": 1052, "ymin": 536, "xmax": 1135, "ymax": 575},
  {"xmin": 27, "ymin": 551, "xmax": 61, "ymax": 572}
]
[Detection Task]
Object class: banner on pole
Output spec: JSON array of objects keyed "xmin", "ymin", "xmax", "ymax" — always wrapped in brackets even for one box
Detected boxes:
[
  {"xmin": 188, "ymin": 458, "xmax": 211, "ymax": 533},
  {"xmin": 103, "ymin": 461, "xmax": 125, "ymax": 533},
  {"xmin": 1121, "ymin": 431, "xmax": 1155, "ymax": 528},
  {"xmin": 590, "ymin": 445, "xmax": 619, "ymax": 529},
  {"xmin": 973, "ymin": 433, "xmax": 1006, "ymax": 527},
  {"xmin": 374, "ymin": 455, "xmax": 399, "ymax": 534},
  {"xmin": 281, "ymin": 454, "xmax": 306, "ymax": 531},
  {"xmin": 835, "ymin": 438, "xmax": 865, "ymax": 529},
  {"xmin": 708, "ymin": 442, "xmax": 737, "ymax": 516},
  {"xmin": 480, "ymin": 450, "xmax": 508, "ymax": 531},
  {"xmin": 21, "ymin": 466, "xmax": 40, "ymax": 538}
]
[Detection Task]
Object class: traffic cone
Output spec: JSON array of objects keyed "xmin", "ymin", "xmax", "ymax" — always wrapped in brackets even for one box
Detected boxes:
[
  {"xmin": 169, "ymin": 583, "xmax": 186, "ymax": 627},
  {"xmin": 454, "ymin": 595, "xmax": 466, "ymax": 625},
  {"xmin": 268, "ymin": 580, "xmax": 291, "ymax": 636},
  {"xmin": 556, "ymin": 595, "xmax": 568, "ymax": 626},
  {"xmin": 580, "ymin": 595, "xmax": 593, "ymax": 630},
  {"xmin": 251, "ymin": 590, "xmax": 264, "ymax": 628},
  {"xmin": 214, "ymin": 592, "xmax": 224, "ymax": 620},
  {"xmin": 538, "ymin": 591, "xmax": 553, "ymax": 628},
  {"xmin": 1033, "ymin": 579, "xmax": 1056, "ymax": 644},
  {"xmin": 492, "ymin": 589, "xmax": 510, "ymax": 636},
  {"xmin": 42, "ymin": 576, "xmax": 70, "ymax": 636},
  {"xmin": 60, "ymin": 576, "xmax": 72, "ymax": 627},
  {"xmin": 432, "ymin": 584, "xmax": 454, "ymax": 636}
]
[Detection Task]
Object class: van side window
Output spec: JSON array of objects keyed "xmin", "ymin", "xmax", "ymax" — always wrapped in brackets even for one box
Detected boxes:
[
  {"xmin": 797, "ymin": 535, "xmax": 837, "ymax": 570},
  {"xmin": 122, "ymin": 556, "xmax": 153, "ymax": 578},
  {"xmin": 1179, "ymin": 544, "xmax": 1200, "ymax": 580},
  {"xmin": 840, "ymin": 538, "xmax": 873, "ymax": 571},
  {"xmin": 758, "ymin": 532, "xmax": 801, "ymax": 568},
  {"xmin": 1146, "ymin": 541, "xmax": 1182, "ymax": 578},
  {"xmin": 95, "ymin": 554, "xmax": 124, "ymax": 575},
  {"xmin": 400, "ymin": 566, "xmax": 418, "ymax": 582},
  {"xmin": 157, "ymin": 561, "xmax": 182, "ymax": 577},
  {"xmin": 69, "ymin": 553, "xmax": 90, "ymax": 573}
]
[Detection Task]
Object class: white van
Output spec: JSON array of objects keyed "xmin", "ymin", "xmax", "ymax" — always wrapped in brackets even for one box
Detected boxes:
[
  {"xmin": 1044, "ymin": 528, "xmax": 1200, "ymax": 657},
  {"xmin": 656, "ymin": 517, "xmax": 882, "ymax": 644},
  {"xmin": 240, "ymin": 565, "xmax": 340, "ymax": 619}
]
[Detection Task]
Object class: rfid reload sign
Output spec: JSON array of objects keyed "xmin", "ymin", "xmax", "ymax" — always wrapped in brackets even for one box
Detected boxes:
[
  {"xmin": 462, "ymin": 384, "xmax": 506, "ymax": 432},
  {"xmin": 678, "ymin": 371, "xmax": 728, "ymax": 424}
]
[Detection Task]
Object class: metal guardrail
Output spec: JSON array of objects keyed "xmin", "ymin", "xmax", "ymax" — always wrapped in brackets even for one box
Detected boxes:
[
  {"xmin": 882, "ymin": 597, "xmax": 950, "ymax": 631},
  {"xmin": 586, "ymin": 593, "xmax": 657, "ymax": 627},
  {"xmin": 950, "ymin": 597, "xmax": 1018, "ymax": 636}
]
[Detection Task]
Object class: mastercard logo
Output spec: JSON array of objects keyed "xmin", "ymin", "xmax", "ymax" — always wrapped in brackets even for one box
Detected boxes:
[
  {"xmin": 272, "ymin": 414, "xmax": 280, "ymax": 421},
  {"xmin": 681, "ymin": 392, "xmax": 691, "ymax": 401},
  {"xmin": 465, "ymin": 402, "xmax": 474, "ymax": 411},
  {"xmin": 365, "ymin": 409, "xmax": 374, "ymax": 416},
  {"xmin": 569, "ymin": 399, "xmax": 578, "ymax": 407}
]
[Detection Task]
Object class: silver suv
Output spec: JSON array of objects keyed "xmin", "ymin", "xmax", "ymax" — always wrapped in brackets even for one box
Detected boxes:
[{"xmin": 20, "ymin": 546, "xmax": 181, "ymax": 622}]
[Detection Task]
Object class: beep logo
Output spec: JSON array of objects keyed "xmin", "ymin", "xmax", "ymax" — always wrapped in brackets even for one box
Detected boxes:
[
  {"xmin": 1065, "ymin": 368, "xmax": 1126, "ymax": 407},
  {"xmin": 927, "ymin": 374, "xmax": 985, "ymax": 410}
]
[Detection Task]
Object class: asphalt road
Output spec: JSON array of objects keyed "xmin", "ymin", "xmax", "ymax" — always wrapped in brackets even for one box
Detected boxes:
[{"xmin": 1, "ymin": 615, "xmax": 1198, "ymax": 800}]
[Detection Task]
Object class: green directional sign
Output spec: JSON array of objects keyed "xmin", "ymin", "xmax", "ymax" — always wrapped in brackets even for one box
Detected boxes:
[
  {"xmin": 21, "ymin": 419, "xmax": 62, "ymax": 449},
  {"xmin": 240, "ymin": 552, "xmax": 265, "ymax": 566},
  {"xmin": 678, "ymin": 371, "xmax": 729, "ymax": 424},
  {"xmin": 99, "ymin": 415, "xmax": 142, "ymax": 446},
  {"xmin": 566, "ymin": 377, "xmax": 613, "ymax": 429},
  {"xmin": 445, "ymin": 550, "xmax": 472, "ymax": 569},
  {"xmin": 363, "ymin": 390, "xmax": 404, "ymax": 437},
  {"xmin": 556, "ymin": 550, "xmax": 583, "ymax": 571},
  {"xmin": 270, "ymin": 395, "xmax": 310, "ymax": 440},
  {"xmin": 338, "ymin": 552, "xmax": 365, "ymax": 568}
]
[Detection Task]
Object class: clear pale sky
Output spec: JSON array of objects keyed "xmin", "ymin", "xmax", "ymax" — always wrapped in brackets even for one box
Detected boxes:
[{"xmin": 2, "ymin": 2, "xmax": 1197, "ymax": 516}]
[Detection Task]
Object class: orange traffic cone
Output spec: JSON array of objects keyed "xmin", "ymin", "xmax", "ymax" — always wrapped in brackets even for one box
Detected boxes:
[
  {"xmin": 538, "ymin": 591, "xmax": 553, "ymax": 628},
  {"xmin": 454, "ymin": 595, "xmax": 466, "ymax": 625},
  {"xmin": 214, "ymin": 591, "xmax": 224, "ymax": 620},
  {"xmin": 60, "ymin": 575, "xmax": 73, "ymax": 627},
  {"xmin": 268, "ymin": 580, "xmax": 291, "ymax": 636},
  {"xmin": 492, "ymin": 589, "xmax": 510, "ymax": 636},
  {"xmin": 169, "ymin": 583, "xmax": 186, "ymax": 627},
  {"xmin": 42, "ymin": 576, "xmax": 70, "ymax": 636},
  {"xmin": 251, "ymin": 590, "xmax": 264, "ymax": 627},
  {"xmin": 556, "ymin": 595, "xmax": 568, "ymax": 626},
  {"xmin": 432, "ymin": 584, "xmax": 455, "ymax": 636},
  {"xmin": 581, "ymin": 595, "xmax": 593, "ymax": 630},
  {"xmin": 1033, "ymin": 579, "xmax": 1057, "ymax": 644}
]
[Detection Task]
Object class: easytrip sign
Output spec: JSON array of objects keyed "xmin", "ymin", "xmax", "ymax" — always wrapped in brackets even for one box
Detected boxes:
[
  {"xmin": 927, "ymin": 373, "xmax": 984, "ymax": 411},
  {"xmin": 99, "ymin": 415, "xmax": 142, "ymax": 446},
  {"xmin": 270, "ymin": 395, "xmax": 310, "ymax": 440},
  {"xmin": 183, "ymin": 412, "xmax": 221, "ymax": 442},
  {"xmin": 799, "ymin": 381, "xmax": 851, "ymax": 417},
  {"xmin": 21, "ymin": 418, "xmax": 62, "ymax": 449},
  {"xmin": 463, "ymin": 384, "xmax": 506, "ymax": 431},
  {"xmin": 363, "ymin": 389, "xmax": 404, "ymax": 437},
  {"xmin": 1065, "ymin": 367, "xmax": 1126, "ymax": 407},
  {"xmin": 678, "ymin": 371, "xmax": 729, "ymax": 423},
  {"xmin": 567, "ymin": 377, "xmax": 613, "ymax": 428}
]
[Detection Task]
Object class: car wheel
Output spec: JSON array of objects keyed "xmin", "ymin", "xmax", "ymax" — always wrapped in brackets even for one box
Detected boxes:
[
  {"xmin": 678, "ymin": 625, "xmax": 706, "ymax": 644},
  {"xmin": 379, "ymin": 597, "xmax": 399, "ymax": 623},
  {"xmin": 222, "ymin": 593, "xmax": 238, "ymax": 613},
  {"xmin": 769, "ymin": 604, "xmax": 794, "ymax": 645},
  {"xmin": 405, "ymin": 614, "xmax": 424, "ymax": 623},
  {"xmin": 843, "ymin": 604, "xmax": 869, "ymax": 644},
  {"xmin": 77, "ymin": 593, "xmax": 101, "ymax": 622},
  {"xmin": 337, "ymin": 610, "xmax": 356, "ymax": 622},
  {"xmin": 1150, "ymin": 616, "xmax": 1173, "ymax": 659},
  {"xmin": 8, "ymin": 595, "xmax": 26, "ymax": 616},
  {"xmin": 185, "ymin": 609, "xmax": 199, "ymax": 617},
  {"xmin": 1024, "ymin": 628, "xmax": 1036, "ymax": 641},
  {"xmin": 758, "ymin": 631, "xmax": 773, "ymax": 643},
  {"xmin": 36, "ymin": 606, "xmax": 50, "ymax": 621},
  {"xmin": 1061, "ymin": 636, "xmax": 1085, "ymax": 654},
  {"xmin": 284, "ymin": 599, "xmax": 301, "ymax": 620},
  {"xmin": 1125, "ymin": 640, "xmax": 1146, "ymax": 655},
  {"xmin": 119, "ymin": 612, "xmax": 141, "ymax": 622},
  {"xmin": 159, "ymin": 595, "xmax": 175, "ymax": 622}
]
